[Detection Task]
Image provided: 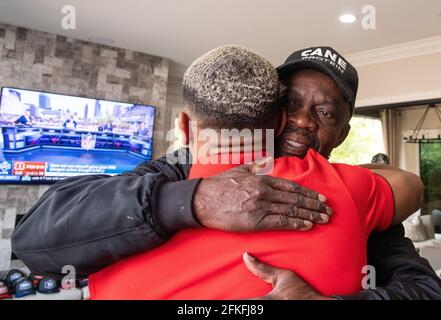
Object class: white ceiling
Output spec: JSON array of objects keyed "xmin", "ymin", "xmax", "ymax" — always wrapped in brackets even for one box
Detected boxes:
[{"xmin": 1, "ymin": 0, "xmax": 441, "ymax": 75}]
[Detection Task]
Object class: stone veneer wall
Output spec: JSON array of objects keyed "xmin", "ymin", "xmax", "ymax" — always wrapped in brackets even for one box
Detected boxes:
[
  {"xmin": 0, "ymin": 184, "xmax": 49, "ymax": 277},
  {"xmin": 0, "ymin": 22, "xmax": 171, "ymax": 277}
]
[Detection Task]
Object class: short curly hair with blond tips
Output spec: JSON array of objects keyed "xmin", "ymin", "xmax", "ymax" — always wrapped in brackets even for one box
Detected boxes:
[{"xmin": 183, "ymin": 45, "xmax": 279, "ymax": 129}]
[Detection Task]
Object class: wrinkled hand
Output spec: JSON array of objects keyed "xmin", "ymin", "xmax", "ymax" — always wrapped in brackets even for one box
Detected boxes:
[
  {"xmin": 243, "ymin": 252, "xmax": 334, "ymax": 300},
  {"xmin": 193, "ymin": 158, "xmax": 332, "ymax": 232}
]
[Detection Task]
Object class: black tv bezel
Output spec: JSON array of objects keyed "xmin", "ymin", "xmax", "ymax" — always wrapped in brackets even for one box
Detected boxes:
[{"xmin": 0, "ymin": 86, "xmax": 156, "ymax": 185}]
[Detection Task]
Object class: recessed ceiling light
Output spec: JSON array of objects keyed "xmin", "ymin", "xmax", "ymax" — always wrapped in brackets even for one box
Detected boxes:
[{"xmin": 339, "ymin": 14, "xmax": 357, "ymax": 24}]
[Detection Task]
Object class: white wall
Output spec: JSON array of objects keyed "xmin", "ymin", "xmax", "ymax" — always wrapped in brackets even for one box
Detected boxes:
[
  {"xmin": 349, "ymin": 41, "xmax": 441, "ymax": 175},
  {"xmin": 353, "ymin": 50, "xmax": 441, "ymax": 108}
]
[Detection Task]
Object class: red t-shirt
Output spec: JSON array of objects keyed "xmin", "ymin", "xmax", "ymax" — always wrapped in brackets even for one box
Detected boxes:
[{"xmin": 89, "ymin": 149, "xmax": 394, "ymax": 299}]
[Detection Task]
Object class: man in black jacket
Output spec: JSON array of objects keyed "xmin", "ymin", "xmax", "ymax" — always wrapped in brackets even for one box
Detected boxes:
[{"xmin": 11, "ymin": 46, "xmax": 441, "ymax": 300}]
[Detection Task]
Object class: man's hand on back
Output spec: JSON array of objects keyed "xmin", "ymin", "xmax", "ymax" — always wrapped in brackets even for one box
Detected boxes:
[
  {"xmin": 193, "ymin": 158, "xmax": 332, "ymax": 232},
  {"xmin": 243, "ymin": 252, "xmax": 334, "ymax": 300}
]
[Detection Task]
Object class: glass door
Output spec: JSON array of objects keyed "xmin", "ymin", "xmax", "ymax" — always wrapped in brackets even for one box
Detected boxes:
[{"xmin": 419, "ymin": 143, "xmax": 441, "ymax": 222}]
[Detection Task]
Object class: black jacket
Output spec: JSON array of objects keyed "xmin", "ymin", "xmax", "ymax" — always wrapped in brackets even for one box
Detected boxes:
[{"xmin": 11, "ymin": 148, "xmax": 441, "ymax": 299}]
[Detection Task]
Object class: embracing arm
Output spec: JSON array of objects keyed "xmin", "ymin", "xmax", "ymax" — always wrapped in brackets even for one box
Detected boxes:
[
  {"xmin": 11, "ymin": 148, "xmax": 198, "ymax": 279},
  {"xmin": 12, "ymin": 147, "xmax": 330, "ymax": 280},
  {"xmin": 361, "ymin": 164, "xmax": 423, "ymax": 225}
]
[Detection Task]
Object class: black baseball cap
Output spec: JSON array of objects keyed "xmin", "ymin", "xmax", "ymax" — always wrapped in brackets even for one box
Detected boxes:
[
  {"xmin": 14, "ymin": 278, "xmax": 35, "ymax": 298},
  {"xmin": 37, "ymin": 278, "xmax": 60, "ymax": 294},
  {"xmin": 277, "ymin": 46, "xmax": 359, "ymax": 114}
]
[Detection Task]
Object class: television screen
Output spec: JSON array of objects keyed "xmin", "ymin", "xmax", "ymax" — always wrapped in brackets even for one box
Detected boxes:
[{"xmin": 0, "ymin": 87, "xmax": 155, "ymax": 183}]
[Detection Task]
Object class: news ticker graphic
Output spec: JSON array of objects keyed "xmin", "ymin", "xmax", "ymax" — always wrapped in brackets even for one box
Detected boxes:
[{"xmin": 0, "ymin": 160, "xmax": 126, "ymax": 182}]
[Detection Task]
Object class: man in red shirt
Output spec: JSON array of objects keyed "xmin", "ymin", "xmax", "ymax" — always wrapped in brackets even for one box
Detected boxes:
[{"xmin": 89, "ymin": 46, "xmax": 422, "ymax": 299}]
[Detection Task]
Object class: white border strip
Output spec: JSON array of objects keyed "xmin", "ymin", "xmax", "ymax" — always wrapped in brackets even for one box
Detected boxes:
[
  {"xmin": 347, "ymin": 35, "xmax": 441, "ymax": 67},
  {"xmin": 355, "ymin": 90, "xmax": 441, "ymax": 108}
]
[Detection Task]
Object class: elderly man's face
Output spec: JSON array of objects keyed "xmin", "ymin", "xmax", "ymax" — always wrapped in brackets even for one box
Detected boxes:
[{"xmin": 277, "ymin": 69, "xmax": 351, "ymax": 159}]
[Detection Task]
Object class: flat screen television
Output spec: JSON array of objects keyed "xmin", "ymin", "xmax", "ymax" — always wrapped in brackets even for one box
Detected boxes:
[{"xmin": 0, "ymin": 87, "xmax": 155, "ymax": 183}]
